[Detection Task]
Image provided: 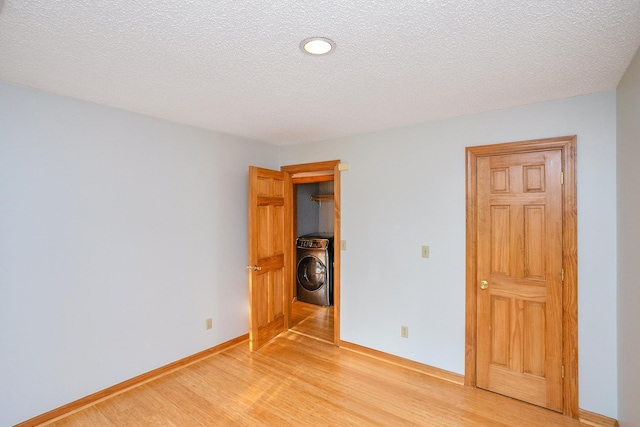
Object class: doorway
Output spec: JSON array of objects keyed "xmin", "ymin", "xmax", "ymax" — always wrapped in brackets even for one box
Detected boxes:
[
  {"xmin": 247, "ymin": 160, "xmax": 341, "ymax": 351},
  {"xmin": 465, "ymin": 136, "xmax": 578, "ymax": 418},
  {"xmin": 281, "ymin": 160, "xmax": 341, "ymax": 345},
  {"xmin": 289, "ymin": 180, "xmax": 335, "ymax": 343}
]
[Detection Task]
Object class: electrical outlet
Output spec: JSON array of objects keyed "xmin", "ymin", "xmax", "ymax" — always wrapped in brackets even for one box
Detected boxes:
[
  {"xmin": 205, "ymin": 318, "xmax": 213, "ymax": 330},
  {"xmin": 421, "ymin": 245, "xmax": 430, "ymax": 258},
  {"xmin": 401, "ymin": 325, "xmax": 409, "ymax": 338}
]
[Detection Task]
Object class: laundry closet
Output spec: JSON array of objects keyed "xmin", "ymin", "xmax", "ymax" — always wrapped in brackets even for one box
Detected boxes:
[{"xmin": 290, "ymin": 180, "xmax": 335, "ymax": 342}]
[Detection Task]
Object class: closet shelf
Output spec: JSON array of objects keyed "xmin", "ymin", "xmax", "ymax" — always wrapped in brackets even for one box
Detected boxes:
[{"xmin": 311, "ymin": 194, "xmax": 334, "ymax": 203}]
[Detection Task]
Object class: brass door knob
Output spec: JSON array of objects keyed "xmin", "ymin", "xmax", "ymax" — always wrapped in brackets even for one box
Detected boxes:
[
  {"xmin": 480, "ymin": 280, "xmax": 489, "ymax": 290},
  {"xmin": 246, "ymin": 265, "xmax": 262, "ymax": 271}
]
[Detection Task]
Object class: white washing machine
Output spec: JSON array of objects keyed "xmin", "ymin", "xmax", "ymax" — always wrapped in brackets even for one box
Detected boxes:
[{"xmin": 296, "ymin": 233, "xmax": 333, "ymax": 306}]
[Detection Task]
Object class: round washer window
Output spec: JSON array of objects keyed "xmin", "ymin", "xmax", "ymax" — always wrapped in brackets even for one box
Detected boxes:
[{"xmin": 297, "ymin": 256, "xmax": 326, "ymax": 291}]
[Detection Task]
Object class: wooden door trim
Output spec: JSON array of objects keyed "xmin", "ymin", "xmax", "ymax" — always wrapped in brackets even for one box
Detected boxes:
[
  {"xmin": 282, "ymin": 160, "xmax": 341, "ymax": 345},
  {"xmin": 282, "ymin": 160, "xmax": 341, "ymax": 174},
  {"xmin": 465, "ymin": 136, "xmax": 578, "ymax": 418}
]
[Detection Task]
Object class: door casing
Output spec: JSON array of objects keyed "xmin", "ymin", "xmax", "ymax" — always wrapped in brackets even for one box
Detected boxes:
[
  {"xmin": 281, "ymin": 160, "xmax": 341, "ymax": 345},
  {"xmin": 465, "ymin": 136, "xmax": 578, "ymax": 418}
]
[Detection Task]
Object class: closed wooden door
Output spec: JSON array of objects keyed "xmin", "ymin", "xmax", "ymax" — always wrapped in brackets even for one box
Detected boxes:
[
  {"xmin": 476, "ymin": 150, "xmax": 563, "ymax": 411},
  {"xmin": 248, "ymin": 166, "xmax": 290, "ymax": 351}
]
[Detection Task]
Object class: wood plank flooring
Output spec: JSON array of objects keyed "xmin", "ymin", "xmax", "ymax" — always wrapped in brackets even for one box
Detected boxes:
[
  {"xmin": 289, "ymin": 301, "xmax": 333, "ymax": 343},
  {"xmin": 47, "ymin": 331, "xmax": 590, "ymax": 426}
]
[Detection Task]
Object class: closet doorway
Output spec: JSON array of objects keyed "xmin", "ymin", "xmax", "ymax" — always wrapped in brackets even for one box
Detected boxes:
[{"xmin": 282, "ymin": 160, "xmax": 341, "ymax": 345}]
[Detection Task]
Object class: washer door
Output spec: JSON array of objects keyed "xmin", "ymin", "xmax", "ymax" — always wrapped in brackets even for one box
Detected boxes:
[{"xmin": 297, "ymin": 255, "xmax": 326, "ymax": 291}]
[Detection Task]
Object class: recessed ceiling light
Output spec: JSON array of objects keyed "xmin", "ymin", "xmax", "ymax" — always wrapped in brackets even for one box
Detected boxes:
[{"xmin": 300, "ymin": 37, "xmax": 335, "ymax": 55}]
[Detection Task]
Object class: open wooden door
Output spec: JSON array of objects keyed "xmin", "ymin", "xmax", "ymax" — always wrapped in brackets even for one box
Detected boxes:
[{"xmin": 247, "ymin": 166, "xmax": 291, "ymax": 351}]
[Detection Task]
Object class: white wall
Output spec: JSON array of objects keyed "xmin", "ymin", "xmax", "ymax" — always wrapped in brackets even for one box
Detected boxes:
[
  {"xmin": 280, "ymin": 91, "xmax": 618, "ymax": 418},
  {"xmin": 616, "ymin": 46, "xmax": 640, "ymax": 427},
  {"xmin": 0, "ymin": 82, "xmax": 278, "ymax": 426},
  {"xmin": 0, "ymin": 80, "xmax": 622, "ymax": 424}
]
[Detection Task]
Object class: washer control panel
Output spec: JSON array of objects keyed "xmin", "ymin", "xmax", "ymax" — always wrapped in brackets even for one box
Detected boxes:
[{"xmin": 296, "ymin": 238, "xmax": 329, "ymax": 249}]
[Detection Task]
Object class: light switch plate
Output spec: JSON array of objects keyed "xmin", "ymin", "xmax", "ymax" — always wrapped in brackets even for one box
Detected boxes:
[{"xmin": 422, "ymin": 245, "xmax": 429, "ymax": 258}]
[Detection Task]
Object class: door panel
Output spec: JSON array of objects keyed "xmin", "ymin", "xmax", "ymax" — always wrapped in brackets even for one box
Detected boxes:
[
  {"xmin": 476, "ymin": 150, "xmax": 563, "ymax": 411},
  {"xmin": 248, "ymin": 166, "xmax": 289, "ymax": 351}
]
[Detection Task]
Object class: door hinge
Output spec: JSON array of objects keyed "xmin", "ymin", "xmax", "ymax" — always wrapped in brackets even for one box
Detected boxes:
[
  {"xmin": 562, "ymin": 365, "xmax": 565, "ymax": 378},
  {"xmin": 561, "ymin": 171, "xmax": 564, "ymax": 185},
  {"xmin": 561, "ymin": 268, "xmax": 564, "ymax": 282}
]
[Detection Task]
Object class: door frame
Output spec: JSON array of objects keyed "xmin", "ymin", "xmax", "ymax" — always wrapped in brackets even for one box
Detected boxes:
[
  {"xmin": 281, "ymin": 160, "xmax": 341, "ymax": 345},
  {"xmin": 465, "ymin": 136, "xmax": 578, "ymax": 418}
]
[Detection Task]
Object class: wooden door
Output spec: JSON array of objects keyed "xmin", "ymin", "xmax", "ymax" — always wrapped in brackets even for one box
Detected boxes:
[
  {"xmin": 248, "ymin": 166, "xmax": 290, "ymax": 351},
  {"xmin": 476, "ymin": 149, "xmax": 563, "ymax": 410}
]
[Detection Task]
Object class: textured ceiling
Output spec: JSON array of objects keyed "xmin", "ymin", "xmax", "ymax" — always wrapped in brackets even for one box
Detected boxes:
[{"xmin": 1, "ymin": 1, "xmax": 639, "ymax": 145}]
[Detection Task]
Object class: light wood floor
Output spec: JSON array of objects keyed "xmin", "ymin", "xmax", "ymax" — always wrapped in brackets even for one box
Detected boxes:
[
  {"xmin": 289, "ymin": 300, "xmax": 334, "ymax": 343},
  {"xmin": 47, "ymin": 330, "xmax": 591, "ymax": 426}
]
